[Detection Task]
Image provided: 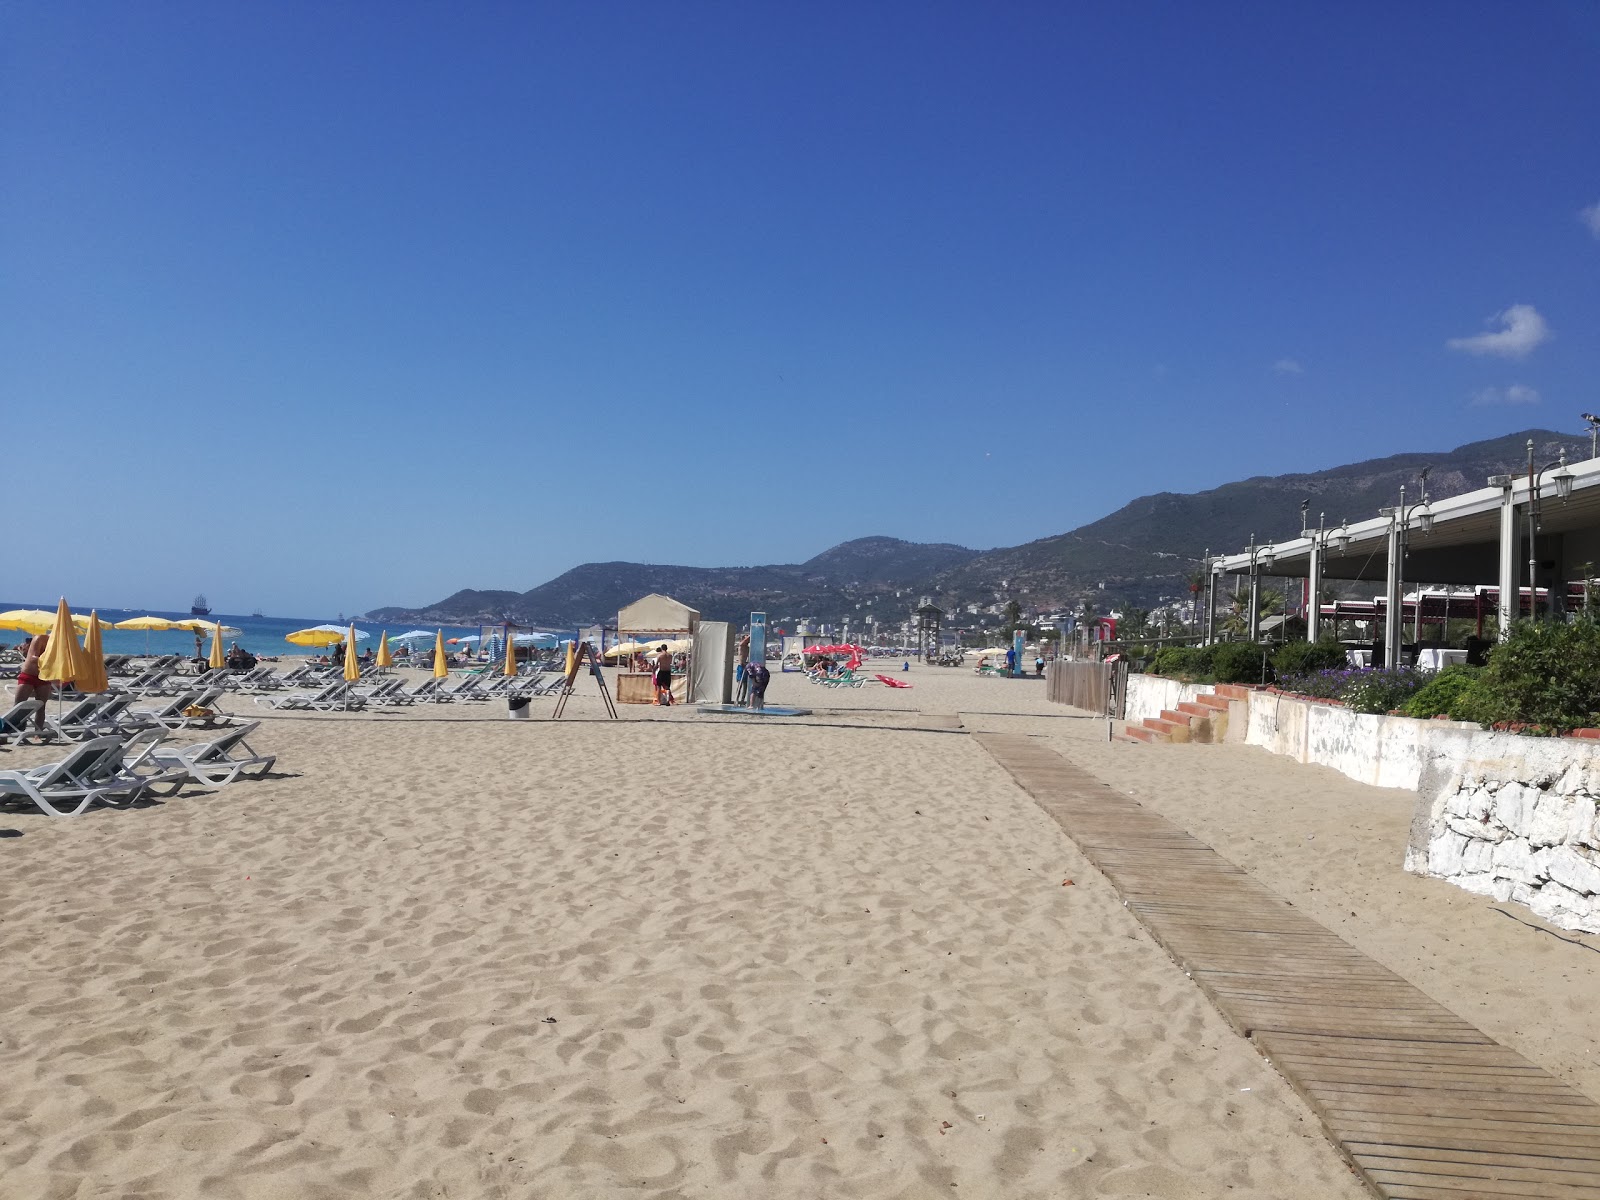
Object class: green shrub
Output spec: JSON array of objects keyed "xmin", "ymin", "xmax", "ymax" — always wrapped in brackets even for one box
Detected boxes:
[
  {"xmin": 1272, "ymin": 640, "xmax": 1348, "ymax": 678},
  {"xmin": 1210, "ymin": 641, "xmax": 1271, "ymax": 685},
  {"xmin": 1150, "ymin": 646, "xmax": 1203, "ymax": 679},
  {"xmin": 1453, "ymin": 618, "xmax": 1600, "ymax": 734},
  {"xmin": 1401, "ymin": 664, "xmax": 1480, "ymax": 719}
]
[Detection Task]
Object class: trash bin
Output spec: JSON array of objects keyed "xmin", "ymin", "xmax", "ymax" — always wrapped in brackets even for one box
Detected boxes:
[{"xmin": 508, "ymin": 696, "xmax": 530, "ymax": 720}]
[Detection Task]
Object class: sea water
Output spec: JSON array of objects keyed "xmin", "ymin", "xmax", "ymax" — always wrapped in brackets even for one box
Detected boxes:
[{"xmin": 0, "ymin": 604, "xmax": 527, "ymax": 659}]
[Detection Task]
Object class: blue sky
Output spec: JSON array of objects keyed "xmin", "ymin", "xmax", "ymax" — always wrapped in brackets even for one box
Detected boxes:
[{"xmin": 5, "ymin": 3, "xmax": 1600, "ymax": 615}]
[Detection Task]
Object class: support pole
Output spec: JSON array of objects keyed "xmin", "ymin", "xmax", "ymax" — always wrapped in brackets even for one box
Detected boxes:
[
  {"xmin": 1308, "ymin": 537, "xmax": 1324, "ymax": 643},
  {"xmin": 1498, "ymin": 483, "xmax": 1517, "ymax": 640},
  {"xmin": 1247, "ymin": 564, "xmax": 1261, "ymax": 643},
  {"xmin": 1204, "ymin": 564, "xmax": 1217, "ymax": 645},
  {"xmin": 1384, "ymin": 515, "xmax": 1402, "ymax": 666}
]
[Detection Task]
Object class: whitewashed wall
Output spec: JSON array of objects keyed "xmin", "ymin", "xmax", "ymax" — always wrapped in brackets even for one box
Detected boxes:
[
  {"xmin": 1242, "ymin": 689, "xmax": 1441, "ymax": 790},
  {"xmin": 1125, "ymin": 673, "xmax": 1600, "ymax": 930},
  {"xmin": 1408, "ymin": 729, "xmax": 1600, "ymax": 933},
  {"xmin": 1123, "ymin": 674, "xmax": 1209, "ymax": 723}
]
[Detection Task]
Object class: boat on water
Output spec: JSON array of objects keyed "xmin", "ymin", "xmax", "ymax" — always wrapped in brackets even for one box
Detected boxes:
[
  {"xmin": 190, "ymin": 593, "xmax": 211, "ymax": 617},
  {"xmin": 250, "ymin": 610, "xmax": 263, "ymax": 619}
]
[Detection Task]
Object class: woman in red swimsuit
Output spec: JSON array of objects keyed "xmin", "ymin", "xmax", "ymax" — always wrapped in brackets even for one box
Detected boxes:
[{"xmin": 14, "ymin": 632, "xmax": 52, "ymax": 733}]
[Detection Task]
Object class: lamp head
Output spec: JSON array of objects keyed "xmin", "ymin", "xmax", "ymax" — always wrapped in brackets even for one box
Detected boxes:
[{"xmin": 1553, "ymin": 452, "xmax": 1574, "ymax": 502}]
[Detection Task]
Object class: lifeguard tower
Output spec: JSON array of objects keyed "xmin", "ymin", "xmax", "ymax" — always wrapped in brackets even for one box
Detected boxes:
[{"xmin": 915, "ymin": 602, "xmax": 943, "ymax": 663}]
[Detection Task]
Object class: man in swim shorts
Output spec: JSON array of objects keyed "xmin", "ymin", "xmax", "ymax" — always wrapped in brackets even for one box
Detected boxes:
[
  {"xmin": 654, "ymin": 643, "xmax": 673, "ymax": 706},
  {"xmin": 13, "ymin": 632, "xmax": 52, "ymax": 733}
]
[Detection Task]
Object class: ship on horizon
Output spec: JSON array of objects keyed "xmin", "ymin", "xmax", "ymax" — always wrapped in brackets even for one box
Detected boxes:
[{"xmin": 190, "ymin": 593, "xmax": 211, "ymax": 617}]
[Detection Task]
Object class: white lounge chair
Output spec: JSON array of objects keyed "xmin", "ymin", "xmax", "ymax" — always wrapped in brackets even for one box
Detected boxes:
[
  {"xmin": 253, "ymin": 681, "xmax": 365, "ymax": 711},
  {"xmin": 144, "ymin": 721, "xmax": 276, "ymax": 788},
  {"xmin": 0, "ymin": 735, "xmax": 159, "ymax": 817},
  {"xmin": 0, "ymin": 700, "xmax": 44, "ymax": 745}
]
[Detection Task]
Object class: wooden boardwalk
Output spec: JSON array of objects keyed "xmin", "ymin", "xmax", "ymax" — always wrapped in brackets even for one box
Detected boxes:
[{"xmin": 974, "ymin": 732, "xmax": 1600, "ymax": 1200}]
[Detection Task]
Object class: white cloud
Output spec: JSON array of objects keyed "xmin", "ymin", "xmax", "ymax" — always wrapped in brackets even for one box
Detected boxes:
[
  {"xmin": 1271, "ymin": 358, "xmax": 1304, "ymax": 375},
  {"xmin": 1470, "ymin": 383, "xmax": 1541, "ymax": 407},
  {"xmin": 1447, "ymin": 304, "xmax": 1552, "ymax": 359},
  {"xmin": 1581, "ymin": 202, "xmax": 1600, "ymax": 238}
]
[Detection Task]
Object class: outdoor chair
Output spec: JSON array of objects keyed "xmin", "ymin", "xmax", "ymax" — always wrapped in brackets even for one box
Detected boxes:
[
  {"xmin": 0, "ymin": 734, "xmax": 165, "ymax": 817},
  {"xmin": 117, "ymin": 667, "xmax": 175, "ymax": 695},
  {"xmin": 140, "ymin": 720, "xmax": 276, "ymax": 788},
  {"xmin": 0, "ymin": 699, "xmax": 45, "ymax": 744},
  {"xmin": 403, "ymin": 678, "xmax": 449, "ymax": 702}
]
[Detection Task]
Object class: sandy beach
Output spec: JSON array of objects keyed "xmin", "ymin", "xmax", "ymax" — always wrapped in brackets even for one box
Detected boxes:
[{"xmin": 4, "ymin": 661, "xmax": 1595, "ymax": 1197}]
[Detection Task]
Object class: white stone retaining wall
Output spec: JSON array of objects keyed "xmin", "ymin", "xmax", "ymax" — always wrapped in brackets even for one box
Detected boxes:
[
  {"xmin": 1126, "ymin": 673, "xmax": 1600, "ymax": 932},
  {"xmin": 1244, "ymin": 690, "xmax": 1443, "ymax": 791},
  {"xmin": 1409, "ymin": 728, "xmax": 1600, "ymax": 933}
]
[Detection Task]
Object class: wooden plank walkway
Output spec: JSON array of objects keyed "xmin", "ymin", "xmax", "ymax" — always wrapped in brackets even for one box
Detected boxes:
[{"xmin": 974, "ymin": 732, "xmax": 1600, "ymax": 1200}]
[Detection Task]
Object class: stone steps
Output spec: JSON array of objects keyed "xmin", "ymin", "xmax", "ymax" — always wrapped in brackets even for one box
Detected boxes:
[{"xmin": 1125, "ymin": 685, "xmax": 1244, "ymax": 744}]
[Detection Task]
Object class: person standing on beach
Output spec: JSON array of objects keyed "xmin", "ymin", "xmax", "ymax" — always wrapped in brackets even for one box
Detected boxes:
[
  {"xmin": 654, "ymin": 643, "xmax": 673, "ymax": 706},
  {"xmin": 734, "ymin": 632, "xmax": 751, "ymax": 703},
  {"xmin": 13, "ymin": 632, "xmax": 51, "ymax": 734}
]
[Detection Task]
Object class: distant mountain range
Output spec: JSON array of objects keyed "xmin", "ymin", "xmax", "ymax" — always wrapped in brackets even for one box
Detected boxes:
[{"xmin": 367, "ymin": 429, "xmax": 1590, "ymax": 628}]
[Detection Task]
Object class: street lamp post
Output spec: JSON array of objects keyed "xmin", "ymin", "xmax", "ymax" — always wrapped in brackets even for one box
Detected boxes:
[
  {"xmin": 1241, "ymin": 536, "xmax": 1276, "ymax": 643},
  {"xmin": 1304, "ymin": 516, "xmax": 1352, "ymax": 644},
  {"xmin": 1380, "ymin": 480, "xmax": 1434, "ymax": 666},
  {"xmin": 1526, "ymin": 441, "xmax": 1575, "ymax": 621}
]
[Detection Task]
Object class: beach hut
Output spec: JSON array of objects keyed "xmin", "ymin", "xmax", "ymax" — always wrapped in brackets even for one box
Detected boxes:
[{"xmin": 615, "ymin": 594, "xmax": 699, "ymax": 704}]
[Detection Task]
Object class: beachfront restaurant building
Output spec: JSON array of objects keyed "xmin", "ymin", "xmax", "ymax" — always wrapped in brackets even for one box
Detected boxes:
[{"xmin": 1207, "ymin": 447, "xmax": 1600, "ymax": 661}]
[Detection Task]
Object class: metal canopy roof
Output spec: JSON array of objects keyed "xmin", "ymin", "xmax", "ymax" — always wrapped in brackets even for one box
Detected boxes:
[{"xmin": 1214, "ymin": 455, "xmax": 1600, "ymax": 584}]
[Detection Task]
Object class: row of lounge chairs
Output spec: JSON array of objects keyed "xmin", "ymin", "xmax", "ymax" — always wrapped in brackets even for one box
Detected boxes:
[
  {"xmin": 0, "ymin": 721, "xmax": 276, "ymax": 817},
  {"xmin": 252, "ymin": 671, "xmax": 566, "ymax": 711},
  {"xmin": 0, "ymin": 688, "xmax": 240, "ymax": 747}
]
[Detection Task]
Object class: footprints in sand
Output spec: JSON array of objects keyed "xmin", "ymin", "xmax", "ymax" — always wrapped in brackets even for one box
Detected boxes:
[{"xmin": 0, "ymin": 720, "xmax": 1367, "ymax": 1199}]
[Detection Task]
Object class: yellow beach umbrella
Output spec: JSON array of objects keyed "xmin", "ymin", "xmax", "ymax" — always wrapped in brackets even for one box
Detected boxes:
[
  {"xmin": 113, "ymin": 615, "xmax": 180, "ymax": 631},
  {"xmin": 504, "ymin": 630, "xmax": 518, "ymax": 677},
  {"xmin": 78, "ymin": 612, "xmax": 110, "ymax": 694},
  {"xmin": 209, "ymin": 621, "xmax": 226, "ymax": 670},
  {"xmin": 564, "ymin": 639, "xmax": 577, "ymax": 678},
  {"xmin": 376, "ymin": 631, "xmax": 393, "ymax": 668},
  {"xmin": 344, "ymin": 624, "xmax": 360, "ymax": 682},
  {"xmin": 286, "ymin": 627, "xmax": 347, "ymax": 648},
  {"xmin": 0, "ymin": 608, "xmax": 95, "ymax": 636},
  {"xmin": 37, "ymin": 598, "xmax": 89, "ymax": 686},
  {"xmin": 432, "ymin": 630, "xmax": 448, "ymax": 678}
]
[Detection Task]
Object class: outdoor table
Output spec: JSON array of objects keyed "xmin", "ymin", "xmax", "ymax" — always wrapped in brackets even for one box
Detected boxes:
[{"xmin": 1416, "ymin": 648, "xmax": 1468, "ymax": 672}]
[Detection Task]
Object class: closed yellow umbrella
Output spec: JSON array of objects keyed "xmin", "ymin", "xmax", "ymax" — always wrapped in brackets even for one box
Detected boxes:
[
  {"xmin": 504, "ymin": 629, "xmax": 518, "ymax": 677},
  {"xmin": 209, "ymin": 621, "xmax": 226, "ymax": 670},
  {"xmin": 78, "ymin": 612, "xmax": 110, "ymax": 694},
  {"xmin": 37, "ymin": 598, "xmax": 88, "ymax": 686},
  {"xmin": 565, "ymin": 639, "xmax": 577, "ymax": 678},
  {"xmin": 432, "ymin": 630, "xmax": 448, "ymax": 678},
  {"xmin": 376, "ymin": 631, "xmax": 393, "ymax": 668},
  {"xmin": 344, "ymin": 624, "xmax": 360, "ymax": 682}
]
